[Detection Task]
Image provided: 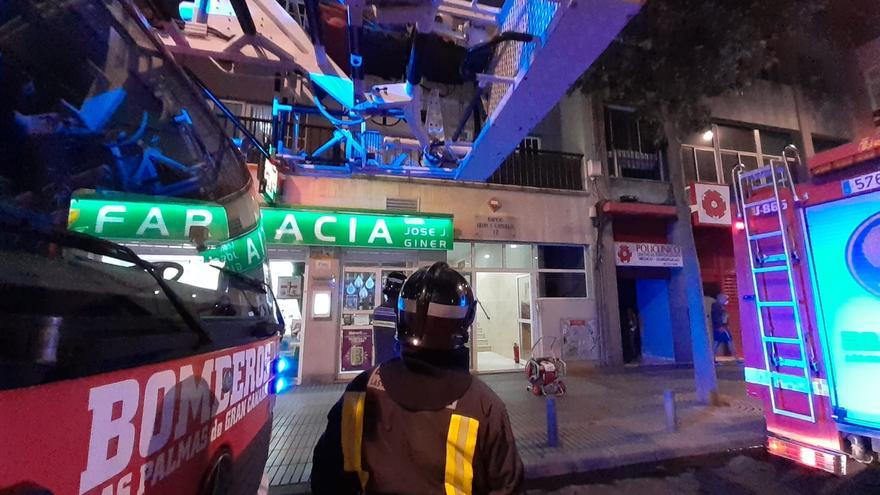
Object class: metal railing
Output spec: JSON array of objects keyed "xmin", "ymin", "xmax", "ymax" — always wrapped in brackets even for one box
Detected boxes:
[
  {"xmin": 218, "ymin": 115, "xmax": 338, "ymax": 163},
  {"xmin": 488, "ymin": 149, "xmax": 584, "ymax": 191},
  {"xmin": 217, "ymin": 113, "xmax": 585, "ymax": 190},
  {"xmin": 608, "ymin": 149, "xmax": 665, "ymax": 181}
]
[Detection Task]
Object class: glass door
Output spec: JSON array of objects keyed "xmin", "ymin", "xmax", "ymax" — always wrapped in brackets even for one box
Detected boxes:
[
  {"xmin": 517, "ymin": 274, "xmax": 533, "ymax": 359},
  {"xmin": 269, "ymin": 260, "xmax": 307, "ymax": 384},
  {"xmin": 473, "ymin": 272, "xmax": 530, "ymax": 372}
]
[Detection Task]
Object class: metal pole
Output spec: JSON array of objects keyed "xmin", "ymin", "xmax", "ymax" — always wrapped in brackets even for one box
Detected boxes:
[
  {"xmin": 546, "ymin": 396, "xmax": 559, "ymax": 447},
  {"xmin": 664, "ymin": 389, "xmax": 677, "ymax": 433}
]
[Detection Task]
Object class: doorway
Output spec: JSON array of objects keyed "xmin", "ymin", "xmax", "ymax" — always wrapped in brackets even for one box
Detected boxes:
[
  {"xmin": 617, "ymin": 278, "xmax": 641, "ymax": 364},
  {"xmin": 269, "ymin": 259, "xmax": 307, "ymax": 384},
  {"xmin": 473, "ymin": 272, "xmax": 531, "ymax": 371}
]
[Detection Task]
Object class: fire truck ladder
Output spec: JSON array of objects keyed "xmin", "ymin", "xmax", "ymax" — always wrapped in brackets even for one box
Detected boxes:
[{"xmin": 733, "ymin": 148, "xmax": 816, "ymax": 423}]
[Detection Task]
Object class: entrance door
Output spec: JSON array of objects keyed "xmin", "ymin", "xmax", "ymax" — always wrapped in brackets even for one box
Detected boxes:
[
  {"xmin": 474, "ymin": 272, "xmax": 530, "ymax": 371},
  {"xmin": 517, "ymin": 275, "xmax": 532, "ymax": 361},
  {"xmin": 269, "ymin": 259, "xmax": 307, "ymax": 384}
]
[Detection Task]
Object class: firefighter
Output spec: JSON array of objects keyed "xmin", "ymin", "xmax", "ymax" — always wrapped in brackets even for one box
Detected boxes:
[
  {"xmin": 311, "ymin": 262, "xmax": 524, "ymax": 495},
  {"xmin": 372, "ymin": 271, "xmax": 406, "ymax": 364}
]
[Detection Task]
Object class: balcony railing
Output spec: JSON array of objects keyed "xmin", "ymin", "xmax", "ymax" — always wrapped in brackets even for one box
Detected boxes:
[
  {"xmin": 217, "ymin": 112, "xmax": 585, "ymax": 190},
  {"xmin": 488, "ymin": 149, "xmax": 584, "ymax": 191},
  {"xmin": 608, "ymin": 149, "xmax": 666, "ymax": 181}
]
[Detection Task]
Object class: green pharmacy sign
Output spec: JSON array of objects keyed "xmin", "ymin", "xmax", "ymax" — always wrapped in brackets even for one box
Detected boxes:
[
  {"xmin": 68, "ymin": 196, "xmax": 229, "ymax": 243},
  {"xmin": 262, "ymin": 207, "xmax": 453, "ymax": 250},
  {"xmin": 202, "ymin": 225, "xmax": 267, "ymax": 273}
]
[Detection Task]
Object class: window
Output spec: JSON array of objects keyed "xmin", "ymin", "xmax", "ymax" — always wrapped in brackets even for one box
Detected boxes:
[
  {"xmin": 681, "ymin": 146, "xmax": 698, "ymax": 184},
  {"xmin": 474, "ymin": 243, "xmax": 502, "ymax": 268},
  {"xmin": 538, "ymin": 245, "xmax": 585, "ymax": 269},
  {"xmin": 537, "ymin": 245, "xmax": 588, "ymax": 298},
  {"xmin": 760, "ymin": 130, "xmax": 794, "ymax": 156},
  {"xmin": 448, "ymin": 242, "xmax": 472, "ymax": 269},
  {"xmin": 696, "ymin": 149, "xmax": 718, "ymax": 183},
  {"xmin": 812, "ymin": 135, "xmax": 848, "ymax": 154},
  {"xmin": 520, "ymin": 136, "xmax": 542, "ymax": 151},
  {"xmin": 718, "ymin": 125, "xmax": 757, "ymax": 152},
  {"xmin": 605, "ymin": 107, "xmax": 664, "ymax": 180},
  {"xmin": 504, "ymin": 244, "xmax": 533, "ymax": 269}
]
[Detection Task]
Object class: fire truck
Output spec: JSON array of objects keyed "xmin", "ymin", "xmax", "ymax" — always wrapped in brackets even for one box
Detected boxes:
[{"xmin": 733, "ymin": 134, "xmax": 880, "ymax": 474}]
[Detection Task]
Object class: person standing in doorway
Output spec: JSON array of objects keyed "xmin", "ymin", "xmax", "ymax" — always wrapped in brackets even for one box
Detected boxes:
[
  {"xmin": 311, "ymin": 262, "xmax": 523, "ymax": 494},
  {"xmin": 711, "ymin": 293, "xmax": 738, "ymax": 362},
  {"xmin": 372, "ymin": 271, "xmax": 406, "ymax": 364}
]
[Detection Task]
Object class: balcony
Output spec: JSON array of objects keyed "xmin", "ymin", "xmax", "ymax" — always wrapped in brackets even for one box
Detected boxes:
[
  {"xmin": 218, "ymin": 112, "xmax": 584, "ymax": 190},
  {"xmin": 608, "ymin": 149, "xmax": 666, "ymax": 181},
  {"xmin": 488, "ymin": 149, "xmax": 584, "ymax": 191}
]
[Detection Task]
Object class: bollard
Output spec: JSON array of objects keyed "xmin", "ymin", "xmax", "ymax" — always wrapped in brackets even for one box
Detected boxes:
[
  {"xmin": 546, "ymin": 396, "xmax": 559, "ymax": 447},
  {"xmin": 664, "ymin": 389, "xmax": 677, "ymax": 433}
]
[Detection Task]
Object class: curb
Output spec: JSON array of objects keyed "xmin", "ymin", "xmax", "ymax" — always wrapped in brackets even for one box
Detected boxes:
[{"xmin": 523, "ymin": 433, "xmax": 768, "ymax": 480}]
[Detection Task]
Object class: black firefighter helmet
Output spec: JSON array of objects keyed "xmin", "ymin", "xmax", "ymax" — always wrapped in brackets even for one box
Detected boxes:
[{"xmin": 396, "ymin": 262, "xmax": 475, "ymax": 351}]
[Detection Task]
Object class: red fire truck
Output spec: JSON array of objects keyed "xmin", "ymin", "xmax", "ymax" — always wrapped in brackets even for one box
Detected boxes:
[
  {"xmin": 733, "ymin": 135, "xmax": 880, "ymax": 474},
  {"xmin": 0, "ymin": 1, "xmax": 291, "ymax": 493}
]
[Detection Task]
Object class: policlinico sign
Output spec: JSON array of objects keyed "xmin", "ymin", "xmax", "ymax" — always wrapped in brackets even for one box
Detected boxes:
[{"xmin": 69, "ymin": 197, "xmax": 453, "ymax": 255}]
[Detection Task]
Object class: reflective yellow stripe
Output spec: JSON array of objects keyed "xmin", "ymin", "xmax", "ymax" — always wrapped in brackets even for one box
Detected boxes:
[
  {"xmin": 444, "ymin": 414, "xmax": 480, "ymax": 495},
  {"xmin": 341, "ymin": 392, "xmax": 369, "ymax": 490}
]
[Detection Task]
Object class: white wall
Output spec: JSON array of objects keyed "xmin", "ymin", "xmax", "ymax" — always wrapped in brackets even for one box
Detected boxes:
[
  {"xmin": 282, "ymin": 176, "xmax": 595, "ymax": 246},
  {"xmin": 535, "ymin": 298, "xmax": 597, "ymax": 360},
  {"xmin": 474, "ymin": 272, "xmax": 521, "ymax": 360}
]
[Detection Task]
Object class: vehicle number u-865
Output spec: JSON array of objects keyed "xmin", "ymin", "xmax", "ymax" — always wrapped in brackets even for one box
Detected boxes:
[{"xmin": 842, "ymin": 169, "xmax": 880, "ymax": 196}]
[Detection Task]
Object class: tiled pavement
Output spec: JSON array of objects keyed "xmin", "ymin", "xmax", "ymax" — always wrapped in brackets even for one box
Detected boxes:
[{"xmin": 266, "ymin": 364, "xmax": 765, "ymax": 494}]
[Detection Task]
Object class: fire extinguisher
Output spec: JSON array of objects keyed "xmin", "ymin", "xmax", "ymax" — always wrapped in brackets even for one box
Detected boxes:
[{"xmin": 513, "ymin": 342, "xmax": 520, "ymax": 364}]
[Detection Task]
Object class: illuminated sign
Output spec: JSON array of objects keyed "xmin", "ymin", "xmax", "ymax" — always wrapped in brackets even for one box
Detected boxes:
[
  {"xmin": 69, "ymin": 196, "xmax": 229, "ymax": 243},
  {"xmin": 202, "ymin": 224, "xmax": 268, "ymax": 273},
  {"xmin": 69, "ymin": 197, "xmax": 454, "ymax": 251},
  {"xmin": 614, "ymin": 242, "xmax": 683, "ymax": 267},
  {"xmin": 261, "ymin": 207, "xmax": 453, "ymax": 250},
  {"xmin": 847, "ymin": 212, "xmax": 880, "ymax": 297},
  {"xmin": 805, "ymin": 190, "xmax": 880, "ymax": 429},
  {"xmin": 689, "ymin": 183, "xmax": 731, "ymax": 226},
  {"xmin": 259, "ymin": 158, "xmax": 279, "ymax": 204}
]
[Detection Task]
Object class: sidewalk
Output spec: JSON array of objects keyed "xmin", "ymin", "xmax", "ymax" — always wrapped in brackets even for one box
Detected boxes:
[{"xmin": 265, "ymin": 364, "xmax": 765, "ymax": 493}]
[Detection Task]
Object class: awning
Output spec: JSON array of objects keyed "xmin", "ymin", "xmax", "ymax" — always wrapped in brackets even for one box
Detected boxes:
[
  {"xmin": 809, "ymin": 134, "xmax": 880, "ymax": 175},
  {"xmin": 601, "ymin": 201, "xmax": 678, "ymax": 218}
]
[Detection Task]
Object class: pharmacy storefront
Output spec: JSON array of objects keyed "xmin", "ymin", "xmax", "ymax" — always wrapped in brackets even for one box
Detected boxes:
[
  {"xmin": 261, "ymin": 206, "xmax": 593, "ymax": 382},
  {"xmin": 261, "ymin": 207, "xmax": 454, "ymax": 382}
]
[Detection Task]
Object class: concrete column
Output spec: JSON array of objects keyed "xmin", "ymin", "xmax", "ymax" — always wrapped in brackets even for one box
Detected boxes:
[
  {"xmin": 664, "ymin": 123, "xmax": 719, "ymax": 404},
  {"xmin": 300, "ymin": 250, "xmax": 341, "ymax": 384},
  {"xmin": 596, "ymin": 212, "xmax": 624, "ymax": 366}
]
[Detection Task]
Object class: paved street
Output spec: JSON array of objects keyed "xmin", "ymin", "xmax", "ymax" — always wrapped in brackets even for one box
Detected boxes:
[
  {"xmin": 525, "ymin": 449, "xmax": 880, "ymax": 494},
  {"xmin": 266, "ymin": 364, "xmax": 765, "ymax": 493}
]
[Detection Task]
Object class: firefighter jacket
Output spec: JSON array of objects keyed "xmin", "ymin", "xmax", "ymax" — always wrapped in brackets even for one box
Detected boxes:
[{"xmin": 311, "ymin": 355, "xmax": 524, "ymax": 495}]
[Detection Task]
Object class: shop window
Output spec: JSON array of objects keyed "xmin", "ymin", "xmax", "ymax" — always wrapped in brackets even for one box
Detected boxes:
[
  {"xmin": 448, "ymin": 242, "xmax": 472, "ymax": 269},
  {"xmin": 537, "ymin": 245, "xmax": 588, "ymax": 298},
  {"xmin": 474, "ymin": 243, "xmax": 502, "ymax": 269},
  {"xmin": 342, "ymin": 271, "xmax": 378, "ymax": 311},
  {"xmin": 504, "ymin": 244, "xmax": 532, "ymax": 269}
]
